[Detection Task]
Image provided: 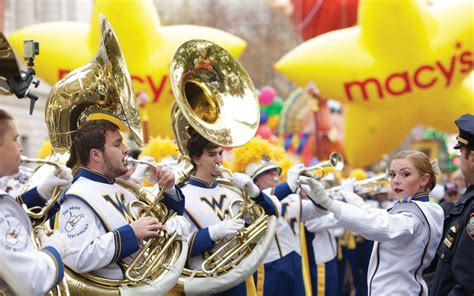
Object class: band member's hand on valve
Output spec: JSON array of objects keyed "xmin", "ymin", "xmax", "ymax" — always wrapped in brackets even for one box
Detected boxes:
[
  {"xmin": 130, "ymin": 216, "xmax": 163, "ymax": 240},
  {"xmin": 130, "ymin": 156, "xmax": 154, "ymax": 184},
  {"xmin": 208, "ymin": 218, "xmax": 245, "ymax": 241},
  {"xmin": 231, "ymin": 173, "xmax": 260, "ymax": 198},
  {"xmin": 37, "ymin": 164, "xmax": 73, "ymax": 200},
  {"xmin": 286, "ymin": 163, "xmax": 305, "ymax": 191},
  {"xmin": 37, "ymin": 228, "xmax": 78, "ymax": 258},
  {"xmin": 164, "ymin": 215, "xmax": 191, "ymax": 236}
]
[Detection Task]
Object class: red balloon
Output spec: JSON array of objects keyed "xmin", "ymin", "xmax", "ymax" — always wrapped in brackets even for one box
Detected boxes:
[
  {"xmin": 290, "ymin": 0, "xmax": 359, "ymax": 41},
  {"xmin": 257, "ymin": 124, "xmax": 273, "ymax": 139}
]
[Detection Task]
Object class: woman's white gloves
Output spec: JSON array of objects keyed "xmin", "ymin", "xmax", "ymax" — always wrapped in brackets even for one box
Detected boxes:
[{"xmin": 299, "ymin": 176, "xmax": 333, "ymax": 209}]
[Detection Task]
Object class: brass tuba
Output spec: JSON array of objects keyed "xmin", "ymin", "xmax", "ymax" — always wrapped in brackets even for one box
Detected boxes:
[
  {"xmin": 21, "ymin": 14, "xmax": 187, "ymax": 295},
  {"xmin": 169, "ymin": 39, "xmax": 277, "ymax": 294}
]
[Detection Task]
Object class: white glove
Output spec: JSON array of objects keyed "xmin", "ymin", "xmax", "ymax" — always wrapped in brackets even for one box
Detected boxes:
[
  {"xmin": 164, "ymin": 215, "xmax": 191, "ymax": 237},
  {"xmin": 38, "ymin": 228, "xmax": 78, "ymax": 258},
  {"xmin": 130, "ymin": 156, "xmax": 154, "ymax": 183},
  {"xmin": 299, "ymin": 176, "xmax": 333, "ymax": 209},
  {"xmin": 37, "ymin": 165, "xmax": 73, "ymax": 200},
  {"xmin": 340, "ymin": 178, "xmax": 355, "ymax": 193},
  {"xmin": 231, "ymin": 172, "xmax": 260, "ymax": 199},
  {"xmin": 208, "ymin": 218, "xmax": 245, "ymax": 241},
  {"xmin": 287, "ymin": 163, "xmax": 305, "ymax": 192},
  {"xmin": 339, "ymin": 190, "xmax": 369, "ymax": 209}
]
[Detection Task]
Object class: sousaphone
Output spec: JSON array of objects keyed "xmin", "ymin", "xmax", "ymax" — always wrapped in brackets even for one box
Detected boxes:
[
  {"xmin": 169, "ymin": 39, "xmax": 277, "ymax": 294},
  {"xmin": 21, "ymin": 14, "xmax": 187, "ymax": 295}
]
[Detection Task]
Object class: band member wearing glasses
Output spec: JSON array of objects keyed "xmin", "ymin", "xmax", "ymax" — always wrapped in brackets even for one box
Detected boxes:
[
  {"xmin": 0, "ymin": 109, "xmax": 75, "ymax": 295},
  {"xmin": 299, "ymin": 150, "xmax": 444, "ymax": 295},
  {"xmin": 180, "ymin": 128, "xmax": 279, "ymax": 296},
  {"xmin": 57, "ymin": 120, "xmax": 188, "ymax": 281}
]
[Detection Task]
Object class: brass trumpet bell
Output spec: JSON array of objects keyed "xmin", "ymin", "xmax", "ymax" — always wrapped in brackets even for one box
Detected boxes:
[
  {"xmin": 20, "ymin": 15, "xmax": 187, "ymax": 296},
  {"xmin": 303, "ymin": 152, "xmax": 345, "ymax": 179},
  {"xmin": 46, "ymin": 14, "xmax": 143, "ymax": 154},
  {"xmin": 0, "ymin": 32, "xmax": 22, "ymax": 95},
  {"xmin": 170, "ymin": 40, "xmax": 276, "ymax": 294},
  {"xmin": 170, "ymin": 39, "xmax": 260, "ymax": 152}
]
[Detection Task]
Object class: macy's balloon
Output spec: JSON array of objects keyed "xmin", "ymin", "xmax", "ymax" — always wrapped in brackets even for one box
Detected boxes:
[
  {"xmin": 275, "ymin": 0, "xmax": 473, "ymax": 167},
  {"xmin": 8, "ymin": 0, "xmax": 246, "ymax": 138}
]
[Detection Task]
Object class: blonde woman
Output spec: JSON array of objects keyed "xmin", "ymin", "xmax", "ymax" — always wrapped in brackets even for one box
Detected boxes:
[{"xmin": 300, "ymin": 150, "xmax": 444, "ymax": 295}]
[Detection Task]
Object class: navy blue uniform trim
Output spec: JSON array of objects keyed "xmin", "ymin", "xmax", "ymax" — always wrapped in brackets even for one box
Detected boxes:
[
  {"xmin": 189, "ymin": 228, "xmax": 215, "ymax": 257},
  {"xmin": 188, "ymin": 176, "xmax": 218, "ymax": 188},
  {"xmin": 273, "ymin": 182, "xmax": 292, "ymax": 200},
  {"xmin": 42, "ymin": 246, "xmax": 64, "ymax": 286},
  {"xmin": 253, "ymin": 191, "xmax": 277, "ymax": 216},
  {"xmin": 162, "ymin": 186, "xmax": 185, "ymax": 215},
  {"xmin": 111, "ymin": 224, "xmax": 139, "ymax": 263},
  {"xmin": 74, "ymin": 167, "xmax": 114, "ymax": 184}
]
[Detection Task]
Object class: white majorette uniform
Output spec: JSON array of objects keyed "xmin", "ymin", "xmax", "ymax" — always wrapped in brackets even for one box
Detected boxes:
[
  {"xmin": 0, "ymin": 188, "xmax": 64, "ymax": 295},
  {"xmin": 333, "ymin": 193, "xmax": 444, "ymax": 296},
  {"xmin": 58, "ymin": 167, "xmax": 184, "ymax": 279}
]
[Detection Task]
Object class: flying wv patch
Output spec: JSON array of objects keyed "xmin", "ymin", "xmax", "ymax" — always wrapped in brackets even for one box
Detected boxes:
[
  {"xmin": 201, "ymin": 194, "xmax": 228, "ymax": 221},
  {"xmin": 103, "ymin": 193, "xmax": 130, "ymax": 222}
]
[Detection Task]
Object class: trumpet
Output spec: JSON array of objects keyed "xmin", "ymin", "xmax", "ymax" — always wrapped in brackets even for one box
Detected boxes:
[
  {"xmin": 301, "ymin": 152, "xmax": 344, "ymax": 180},
  {"xmin": 20, "ymin": 155, "xmax": 62, "ymax": 220},
  {"xmin": 327, "ymin": 173, "xmax": 388, "ymax": 197}
]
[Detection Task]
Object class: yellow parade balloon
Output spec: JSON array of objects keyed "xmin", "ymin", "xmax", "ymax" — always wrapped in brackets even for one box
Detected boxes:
[
  {"xmin": 8, "ymin": 0, "xmax": 246, "ymax": 138},
  {"xmin": 275, "ymin": 0, "xmax": 474, "ymax": 167}
]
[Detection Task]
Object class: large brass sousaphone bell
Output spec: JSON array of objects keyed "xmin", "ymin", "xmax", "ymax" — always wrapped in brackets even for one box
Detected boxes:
[
  {"xmin": 170, "ymin": 40, "xmax": 277, "ymax": 294},
  {"xmin": 0, "ymin": 32, "xmax": 22, "ymax": 96},
  {"xmin": 22, "ymin": 15, "xmax": 187, "ymax": 295}
]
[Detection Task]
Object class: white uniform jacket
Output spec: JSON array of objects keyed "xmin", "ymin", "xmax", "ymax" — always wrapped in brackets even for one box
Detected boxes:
[
  {"xmin": 58, "ymin": 167, "xmax": 183, "ymax": 279},
  {"xmin": 179, "ymin": 176, "xmax": 279, "ymax": 269},
  {"xmin": 305, "ymin": 212, "xmax": 339, "ymax": 264},
  {"xmin": 263, "ymin": 185, "xmax": 327, "ymax": 263},
  {"xmin": 0, "ymin": 188, "xmax": 63, "ymax": 295},
  {"xmin": 334, "ymin": 193, "xmax": 444, "ymax": 296}
]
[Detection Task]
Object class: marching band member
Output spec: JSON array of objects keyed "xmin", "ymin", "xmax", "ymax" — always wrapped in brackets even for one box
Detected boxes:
[
  {"xmin": 0, "ymin": 109, "xmax": 75, "ymax": 295},
  {"xmin": 179, "ymin": 128, "xmax": 279, "ymax": 296},
  {"xmin": 57, "ymin": 120, "xmax": 187, "ymax": 280},
  {"xmin": 246, "ymin": 159, "xmax": 305, "ymax": 296},
  {"xmin": 299, "ymin": 150, "xmax": 444, "ymax": 295},
  {"xmin": 244, "ymin": 158, "xmax": 328, "ymax": 296},
  {"xmin": 304, "ymin": 185, "xmax": 340, "ymax": 296}
]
